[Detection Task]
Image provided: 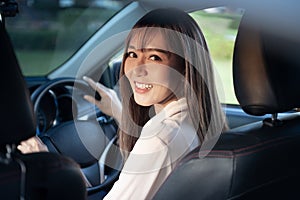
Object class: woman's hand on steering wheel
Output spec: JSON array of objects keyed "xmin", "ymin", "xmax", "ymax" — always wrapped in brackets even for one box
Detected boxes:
[
  {"xmin": 83, "ymin": 76, "xmax": 122, "ymax": 125},
  {"xmin": 17, "ymin": 136, "xmax": 48, "ymax": 154}
]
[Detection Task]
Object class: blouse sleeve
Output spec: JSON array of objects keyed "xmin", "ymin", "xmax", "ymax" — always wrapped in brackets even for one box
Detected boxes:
[{"xmin": 103, "ymin": 136, "xmax": 172, "ymax": 200}]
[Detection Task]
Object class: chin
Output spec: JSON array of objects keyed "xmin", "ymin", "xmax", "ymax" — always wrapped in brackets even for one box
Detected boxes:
[
  {"xmin": 133, "ymin": 95, "xmax": 153, "ymax": 107},
  {"xmin": 134, "ymin": 100, "xmax": 152, "ymax": 107}
]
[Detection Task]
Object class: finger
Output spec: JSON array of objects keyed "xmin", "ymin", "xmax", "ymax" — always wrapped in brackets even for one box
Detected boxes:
[
  {"xmin": 19, "ymin": 140, "xmax": 31, "ymax": 148},
  {"xmin": 95, "ymin": 82, "xmax": 109, "ymax": 91},
  {"xmin": 83, "ymin": 76, "xmax": 107, "ymax": 95},
  {"xmin": 29, "ymin": 136, "xmax": 43, "ymax": 148},
  {"xmin": 17, "ymin": 144, "xmax": 25, "ymax": 152},
  {"xmin": 83, "ymin": 95, "xmax": 98, "ymax": 104},
  {"xmin": 83, "ymin": 76, "xmax": 98, "ymax": 90},
  {"xmin": 17, "ymin": 144, "xmax": 30, "ymax": 154},
  {"xmin": 27, "ymin": 137, "xmax": 37, "ymax": 146}
]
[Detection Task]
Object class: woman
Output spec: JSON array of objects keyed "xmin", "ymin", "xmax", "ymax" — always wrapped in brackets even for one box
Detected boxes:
[
  {"xmin": 19, "ymin": 8, "xmax": 227, "ymax": 199},
  {"xmin": 85, "ymin": 8, "xmax": 227, "ymax": 199}
]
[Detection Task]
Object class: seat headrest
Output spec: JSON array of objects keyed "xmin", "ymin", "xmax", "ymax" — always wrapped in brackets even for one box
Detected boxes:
[
  {"xmin": 233, "ymin": 11, "xmax": 300, "ymax": 116},
  {"xmin": 0, "ymin": 22, "xmax": 36, "ymax": 147}
]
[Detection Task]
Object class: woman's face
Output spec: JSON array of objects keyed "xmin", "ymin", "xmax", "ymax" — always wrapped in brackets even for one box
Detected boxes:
[{"xmin": 124, "ymin": 30, "xmax": 183, "ymax": 109}]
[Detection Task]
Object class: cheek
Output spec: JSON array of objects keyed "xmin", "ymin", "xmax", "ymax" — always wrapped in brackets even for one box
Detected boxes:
[
  {"xmin": 123, "ymin": 61, "xmax": 132, "ymax": 78},
  {"xmin": 151, "ymin": 65, "xmax": 185, "ymax": 94},
  {"xmin": 123, "ymin": 60, "xmax": 129, "ymax": 74},
  {"xmin": 150, "ymin": 66, "xmax": 172, "ymax": 86}
]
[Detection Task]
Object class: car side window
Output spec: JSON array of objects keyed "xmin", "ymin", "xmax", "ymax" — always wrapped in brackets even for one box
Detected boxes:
[{"xmin": 190, "ymin": 7, "xmax": 243, "ymax": 105}]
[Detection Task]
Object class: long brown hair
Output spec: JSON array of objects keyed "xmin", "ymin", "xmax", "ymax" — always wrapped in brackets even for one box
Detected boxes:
[{"xmin": 118, "ymin": 8, "xmax": 227, "ymax": 159}]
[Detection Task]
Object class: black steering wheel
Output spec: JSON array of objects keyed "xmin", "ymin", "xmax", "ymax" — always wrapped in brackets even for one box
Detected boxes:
[{"xmin": 31, "ymin": 77, "xmax": 122, "ymax": 195}]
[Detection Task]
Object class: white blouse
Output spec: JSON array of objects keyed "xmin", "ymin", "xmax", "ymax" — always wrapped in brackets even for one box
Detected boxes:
[{"xmin": 104, "ymin": 98, "xmax": 200, "ymax": 200}]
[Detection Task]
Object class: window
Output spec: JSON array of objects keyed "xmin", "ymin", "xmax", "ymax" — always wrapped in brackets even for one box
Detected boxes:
[
  {"xmin": 5, "ymin": 0, "xmax": 129, "ymax": 76},
  {"xmin": 190, "ymin": 7, "xmax": 243, "ymax": 104}
]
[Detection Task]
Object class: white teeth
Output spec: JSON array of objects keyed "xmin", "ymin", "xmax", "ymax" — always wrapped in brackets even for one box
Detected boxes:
[{"xmin": 135, "ymin": 82, "xmax": 153, "ymax": 89}]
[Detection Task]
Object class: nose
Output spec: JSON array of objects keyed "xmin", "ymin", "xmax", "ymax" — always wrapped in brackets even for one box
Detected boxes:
[{"xmin": 133, "ymin": 58, "xmax": 147, "ymax": 77}]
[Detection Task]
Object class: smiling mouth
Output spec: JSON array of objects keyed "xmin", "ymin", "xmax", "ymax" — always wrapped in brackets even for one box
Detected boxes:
[{"xmin": 135, "ymin": 81, "xmax": 153, "ymax": 90}]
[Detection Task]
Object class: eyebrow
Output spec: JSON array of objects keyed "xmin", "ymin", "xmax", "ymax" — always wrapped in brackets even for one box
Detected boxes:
[{"xmin": 128, "ymin": 45, "xmax": 170, "ymax": 55}]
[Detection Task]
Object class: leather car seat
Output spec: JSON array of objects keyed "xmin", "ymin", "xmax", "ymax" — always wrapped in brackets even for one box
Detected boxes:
[
  {"xmin": 153, "ymin": 9, "xmax": 300, "ymax": 200},
  {"xmin": 0, "ymin": 21, "xmax": 87, "ymax": 199}
]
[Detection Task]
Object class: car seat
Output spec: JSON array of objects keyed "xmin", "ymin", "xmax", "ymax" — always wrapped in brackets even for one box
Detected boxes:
[
  {"xmin": 153, "ymin": 9, "xmax": 300, "ymax": 200},
  {"xmin": 0, "ymin": 20, "xmax": 87, "ymax": 199}
]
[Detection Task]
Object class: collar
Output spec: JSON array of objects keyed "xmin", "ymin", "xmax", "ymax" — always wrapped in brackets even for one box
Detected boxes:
[{"xmin": 141, "ymin": 98, "xmax": 188, "ymax": 138}]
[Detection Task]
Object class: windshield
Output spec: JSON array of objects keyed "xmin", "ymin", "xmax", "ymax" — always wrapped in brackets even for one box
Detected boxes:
[{"xmin": 5, "ymin": 0, "xmax": 130, "ymax": 76}]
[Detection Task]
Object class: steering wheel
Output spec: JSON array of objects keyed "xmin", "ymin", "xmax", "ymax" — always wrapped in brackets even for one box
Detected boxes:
[{"xmin": 31, "ymin": 77, "xmax": 122, "ymax": 195}]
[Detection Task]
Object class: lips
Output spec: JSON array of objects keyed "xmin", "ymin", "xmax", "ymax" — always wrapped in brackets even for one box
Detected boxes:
[{"xmin": 134, "ymin": 81, "xmax": 153, "ymax": 94}]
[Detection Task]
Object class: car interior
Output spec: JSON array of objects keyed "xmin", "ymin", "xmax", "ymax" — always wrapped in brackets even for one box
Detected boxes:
[
  {"xmin": 0, "ymin": 18, "xmax": 86, "ymax": 199},
  {"xmin": 154, "ymin": 8, "xmax": 300, "ymax": 200},
  {"xmin": 1, "ymin": 0, "xmax": 300, "ymax": 199}
]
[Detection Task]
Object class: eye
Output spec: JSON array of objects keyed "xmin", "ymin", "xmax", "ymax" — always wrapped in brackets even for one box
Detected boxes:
[
  {"xmin": 149, "ymin": 55, "xmax": 162, "ymax": 61},
  {"xmin": 127, "ymin": 52, "xmax": 137, "ymax": 58}
]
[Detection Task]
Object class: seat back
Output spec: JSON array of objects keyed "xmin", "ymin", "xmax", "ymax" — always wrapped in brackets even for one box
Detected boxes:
[
  {"xmin": 0, "ymin": 20, "xmax": 86, "ymax": 199},
  {"xmin": 154, "ymin": 6, "xmax": 300, "ymax": 200}
]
